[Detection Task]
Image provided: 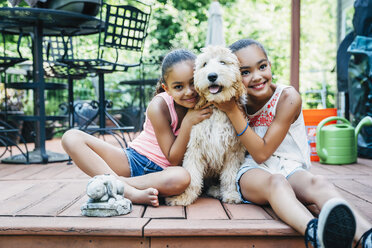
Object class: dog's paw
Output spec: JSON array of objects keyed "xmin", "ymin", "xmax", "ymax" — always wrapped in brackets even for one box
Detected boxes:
[
  {"xmin": 222, "ymin": 191, "xmax": 242, "ymax": 204},
  {"xmin": 206, "ymin": 185, "xmax": 221, "ymax": 199},
  {"xmin": 165, "ymin": 193, "xmax": 196, "ymax": 206}
]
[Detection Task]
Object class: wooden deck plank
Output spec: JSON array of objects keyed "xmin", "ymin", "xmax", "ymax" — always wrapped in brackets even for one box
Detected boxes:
[
  {"xmin": 76, "ymin": 171, "xmax": 91, "ymax": 179},
  {"xmin": 1, "ymin": 165, "xmax": 46, "ymax": 180},
  {"xmin": 150, "ymin": 236, "xmax": 305, "ymax": 248},
  {"xmin": 333, "ymin": 179, "xmax": 372, "ymax": 203},
  {"xmin": 0, "ymin": 216, "xmax": 149, "ymax": 236},
  {"xmin": 144, "ymin": 219, "xmax": 299, "ymax": 236},
  {"xmin": 186, "ymin": 197, "xmax": 228, "ymax": 220},
  {"xmin": 17, "ymin": 182, "xmax": 86, "ymax": 216},
  {"xmin": 0, "ymin": 236, "xmax": 149, "ymax": 248},
  {"xmin": 143, "ymin": 205, "xmax": 185, "ymax": 219},
  {"xmin": 118, "ymin": 205, "xmax": 146, "ymax": 218},
  {"xmin": 320, "ymin": 163, "xmax": 365, "ymax": 175},
  {"xmin": 308, "ymin": 163, "xmax": 335, "ymax": 175},
  {"xmin": 25, "ymin": 164, "xmax": 75, "ymax": 180},
  {"xmin": 0, "ymin": 181, "xmax": 35, "ymax": 201},
  {"xmin": 51, "ymin": 164, "xmax": 88, "ymax": 179},
  {"xmin": 341, "ymin": 164, "xmax": 372, "ymax": 175},
  {"xmin": 56, "ymin": 194, "xmax": 88, "ymax": 217},
  {"xmin": 357, "ymin": 158, "xmax": 372, "ymax": 166},
  {"xmin": 0, "ymin": 164, "xmax": 30, "ymax": 177},
  {"xmin": 0, "ymin": 163, "xmax": 9, "ymax": 171},
  {"xmin": 355, "ymin": 177, "xmax": 372, "ymax": 188},
  {"xmin": 0, "ymin": 182, "xmax": 63, "ymax": 216},
  {"xmin": 223, "ymin": 203, "xmax": 273, "ymax": 220}
]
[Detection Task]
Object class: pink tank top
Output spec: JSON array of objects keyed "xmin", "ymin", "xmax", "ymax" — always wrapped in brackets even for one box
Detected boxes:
[{"xmin": 128, "ymin": 92, "xmax": 180, "ymax": 169}]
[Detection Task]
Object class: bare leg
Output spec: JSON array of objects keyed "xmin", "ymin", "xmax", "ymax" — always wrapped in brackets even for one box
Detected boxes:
[
  {"xmin": 122, "ymin": 166, "xmax": 191, "ymax": 196},
  {"xmin": 61, "ymin": 129, "xmax": 159, "ymax": 206},
  {"xmin": 239, "ymin": 169, "xmax": 314, "ymax": 234},
  {"xmin": 289, "ymin": 170, "xmax": 372, "ymax": 241}
]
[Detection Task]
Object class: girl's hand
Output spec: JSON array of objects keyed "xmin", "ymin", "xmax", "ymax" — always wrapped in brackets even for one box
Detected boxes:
[
  {"xmin": 184, "ymin": 102, "xmax": 213, "ymax": 126},
  {"xmin": 212, "ymin": 98, "xmax": 239, "ymax": 113}
]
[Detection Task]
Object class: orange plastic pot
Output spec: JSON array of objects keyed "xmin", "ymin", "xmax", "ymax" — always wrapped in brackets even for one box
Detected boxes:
[{"xmin": 302, "ymin": 108, "xmax": 337, "ymax": 161}]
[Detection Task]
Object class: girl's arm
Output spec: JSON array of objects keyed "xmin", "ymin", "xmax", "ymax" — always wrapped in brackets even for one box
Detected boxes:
[
  {"xmin": 147, "ymin": 97, "xmax": 212, "ymax": 166},
  {"xmin": 215, "ymin": 87, "xmax": 302, "ymax": 164}
]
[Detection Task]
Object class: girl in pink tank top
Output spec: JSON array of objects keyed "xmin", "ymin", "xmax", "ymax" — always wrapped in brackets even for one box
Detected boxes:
[{"xmin": 62, "ymin": 49, "xmax": 212, "ymax": 207}]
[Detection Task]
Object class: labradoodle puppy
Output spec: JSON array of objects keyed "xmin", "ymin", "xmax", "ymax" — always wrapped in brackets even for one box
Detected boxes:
[{"xmin": 166, "ymin": 46, "xmax": 247, "ymax": 206}]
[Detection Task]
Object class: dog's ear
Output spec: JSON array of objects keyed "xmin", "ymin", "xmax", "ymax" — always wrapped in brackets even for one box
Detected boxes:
[
  {"xmin": 233, "ymin": 76, "xmax": 247, "ymax": 107},
  {"xmin": 233, "ymin": 76, "xmax": 246, "ymax": 99},
  {"xmin": 195, "ymin": 93, "xmax": 208, "ymax": 109}
]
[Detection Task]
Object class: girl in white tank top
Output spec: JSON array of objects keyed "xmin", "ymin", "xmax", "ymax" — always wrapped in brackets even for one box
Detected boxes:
[
  {"xmin": 213, "ymin": 39, "xmax": 371, "ymax": 248},
  {"xmin": 242, "ymin": 84, "xmax": 311, "ymax": 176}
]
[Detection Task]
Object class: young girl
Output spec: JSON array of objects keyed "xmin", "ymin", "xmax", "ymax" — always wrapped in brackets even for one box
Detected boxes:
[
  {"xmin": 213, "ymin": 39, "xmax": 372, "ymax": 248},
  {"xmin": 62, "ymin": 49, "xmax": 213, "ymax": 207}
]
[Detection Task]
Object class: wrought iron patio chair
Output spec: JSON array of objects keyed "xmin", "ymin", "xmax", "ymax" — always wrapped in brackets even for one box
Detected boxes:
[
  {"xmin": 1, "ymin": 31, "xmax": 28, "ymax": 111},
  {"xmin": 0, "ymin": 119, "xmax": 29, "ymax": 164},
  {"xmin": 0, "ymin": 32, "xmax": 27, "ymax": 73},
  {"xmin": 61, "ymin": 0, "xmax": 151, "ymax": 73},
  {"xmin": 43, "ymin": 36, "xmax": 88, "ymax": 80},
  {"xmin": 0, "ymin": 31, "xmax": 29, "ymax": 163},
  {"xmin": 60, "ymin": 0, "xmax": 152, "ymax": 146},
  {"xmin": 43, "ymin": 36, "xmax": 89, "ymax": 130}
]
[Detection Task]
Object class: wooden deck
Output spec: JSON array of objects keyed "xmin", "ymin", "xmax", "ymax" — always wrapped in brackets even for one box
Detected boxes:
[{"xmin": 0, "ymin": 137, "xmax": 371, "ymax": 247}]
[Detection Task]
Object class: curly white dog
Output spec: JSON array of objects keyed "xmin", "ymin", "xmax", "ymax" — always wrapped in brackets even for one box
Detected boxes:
[{"xmin": 166, "ymin": 46, "xmax": 247, "ymax": 206}]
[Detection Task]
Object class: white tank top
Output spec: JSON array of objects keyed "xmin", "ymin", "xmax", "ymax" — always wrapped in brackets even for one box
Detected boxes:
[{"xmin": 246, "ymin": 84, "xmax": 311, "ymax": 168}]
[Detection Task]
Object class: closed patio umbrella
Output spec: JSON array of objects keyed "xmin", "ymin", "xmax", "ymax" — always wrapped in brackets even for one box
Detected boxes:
[{"xmin": 205, "ymin": 0, "xmax": 225, "ymax": 46}]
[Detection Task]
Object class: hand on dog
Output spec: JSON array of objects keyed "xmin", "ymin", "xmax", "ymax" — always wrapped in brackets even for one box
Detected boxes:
[
  {"xmin": 212, "ymin": 97, "xmax": 239, "ymax": 113},
  {"xmin": 184, "ymin": 102, "xmax": 213, "ymax": 126}
]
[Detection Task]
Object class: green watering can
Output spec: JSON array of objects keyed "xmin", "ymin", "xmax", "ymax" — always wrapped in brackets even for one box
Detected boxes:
[{"xmin": 316, "ymin": 116, "xmax": 372, "ymax": 165}]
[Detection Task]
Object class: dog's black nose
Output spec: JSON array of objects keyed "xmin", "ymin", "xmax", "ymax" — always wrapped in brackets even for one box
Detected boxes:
[{"xmin": 208, "ymin": 73, "xmax": 218, "ymax": 82}]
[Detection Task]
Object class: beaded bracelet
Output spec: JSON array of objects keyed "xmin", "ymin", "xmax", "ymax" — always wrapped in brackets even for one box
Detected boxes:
[{"xmin": 237, "ymin": 121, "xmax": 249, "ymax": 137}]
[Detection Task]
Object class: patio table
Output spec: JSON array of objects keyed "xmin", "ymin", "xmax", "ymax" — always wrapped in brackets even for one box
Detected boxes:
[{"xmin": 0, "ymin": 7, "xmax": 103, "ymax": 163}]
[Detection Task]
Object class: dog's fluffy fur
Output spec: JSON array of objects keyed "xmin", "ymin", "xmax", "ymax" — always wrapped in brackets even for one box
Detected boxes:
[{"xmin": 165, "ymin": 46, "xmax": 246, "ymax": 206}]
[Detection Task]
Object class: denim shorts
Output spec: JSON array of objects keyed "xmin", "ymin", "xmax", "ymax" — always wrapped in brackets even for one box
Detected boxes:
[{"xmin": 124, "ymin": 147, "xmax": 163, "ymax": 177}]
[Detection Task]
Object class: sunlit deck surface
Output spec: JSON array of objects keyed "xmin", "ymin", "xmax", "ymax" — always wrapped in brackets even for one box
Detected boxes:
[{"xmin": 0, "ymin": 137, "xmax": 371, "ymax": 248}]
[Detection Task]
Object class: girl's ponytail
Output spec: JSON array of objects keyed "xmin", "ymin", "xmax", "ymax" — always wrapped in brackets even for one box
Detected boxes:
[{"xmin": 154, "ymin": 78, "xmax": 165, "ymax": 95}]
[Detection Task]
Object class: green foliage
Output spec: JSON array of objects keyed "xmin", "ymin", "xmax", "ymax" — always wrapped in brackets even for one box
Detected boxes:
[
  {"xmin": 301, "ymin": 71, "xmax": 336, "ymax": 110},
  {"xmin": 147, "ymin": 0, "xmax": 338, "ymax": 109},
  {"xmin": 299, "ymin": 0, "xmax": 337, "ymax": 108},
  {"xmin": 147, "ymin": 0, "xmax": 236, "ymax": 52}
]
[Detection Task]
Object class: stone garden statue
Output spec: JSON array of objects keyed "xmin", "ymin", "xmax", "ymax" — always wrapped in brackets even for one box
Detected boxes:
[{"xmin": 81, "ymin": 174, "xmax": 132, "ymax": 217}]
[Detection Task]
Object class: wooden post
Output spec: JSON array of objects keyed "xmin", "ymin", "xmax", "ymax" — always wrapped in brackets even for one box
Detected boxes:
[{"xmin": 290, "ymin": 0, "xmax": 300, "ymax": 92}]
